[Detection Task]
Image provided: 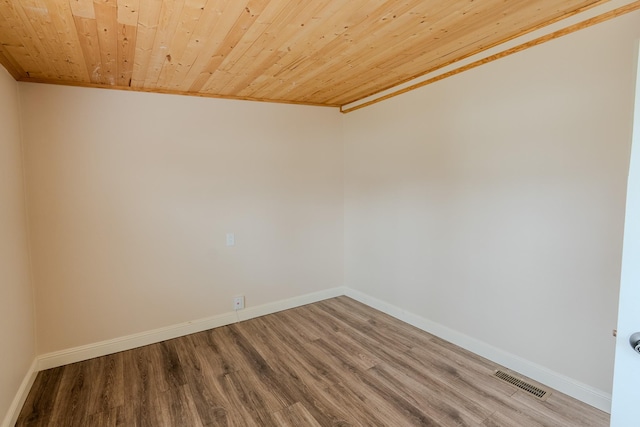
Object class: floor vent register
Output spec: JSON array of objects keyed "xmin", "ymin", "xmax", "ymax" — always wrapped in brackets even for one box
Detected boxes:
[{"xmin": 493, "ymin": 370, "xmax": 549, "ymax": 400}]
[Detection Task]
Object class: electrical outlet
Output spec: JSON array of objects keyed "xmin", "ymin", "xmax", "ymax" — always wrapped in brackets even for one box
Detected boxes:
[{"xmin": 233, "ymin": 296, "xmax": 245, "ymax": 310}]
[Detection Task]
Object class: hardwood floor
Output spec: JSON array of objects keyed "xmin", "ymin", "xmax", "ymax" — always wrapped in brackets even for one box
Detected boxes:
[{"xmin": 16, "ymin": 296, "xmax": 609, "ymax": 426}]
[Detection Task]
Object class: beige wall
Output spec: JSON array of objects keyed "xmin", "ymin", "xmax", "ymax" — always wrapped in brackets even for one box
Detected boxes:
[
  {"xmin": 343, "ymin": 11, "xmax": 640, "ymax": 394},
  {"xmin": 0, "ymin": 69, "xmax": 35, "ymax": 420},
  {"xmin": 19, "ymin": 85, "xmax": 344, "ymax": 354}
]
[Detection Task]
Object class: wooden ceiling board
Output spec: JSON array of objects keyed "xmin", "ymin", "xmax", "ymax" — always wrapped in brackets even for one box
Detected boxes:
[
  {"xmin": 202, "ymin": 0, "xmax": 339, "ymax": 96},
  {"xmin": 0, "ymin": 1, "xmax": 52, "ymax": 79},
  {"xmin": 0, "ymin": 0, "xmax": 614, "ymax": 107},
  {"xmin": 130, "ymin": 1, "xmax": 161, "ymax": 87},
  {"xmin": 163, "ymin": 0, "xmax": 227, "ymax": 90},
  {"xmin": 289, "ymin": 0, "xmax": 604, "ymax": 105},
  {"xmin": 0, "ymin": 21, "xmax": 26, "ymax": 79},
  {"xmin": 342, "ymin": 0, "xmax": 640, "ymax": 113},
  {"xmin": 177, "ymin": 1, "xmax": 254, "ymax": 92},
  {"xmin": 226, "ymin": 0, "xmax": 377, "ymax": 100}
]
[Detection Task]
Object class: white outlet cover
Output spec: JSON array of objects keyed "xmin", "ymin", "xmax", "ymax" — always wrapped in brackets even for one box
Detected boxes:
[
  {"xmin": 233, "ymin": 296, "xmax": 244, "ymax": 310},
  {"xmin": 226, "ymin": 233, "xmax": 235, "ymax": 246}
]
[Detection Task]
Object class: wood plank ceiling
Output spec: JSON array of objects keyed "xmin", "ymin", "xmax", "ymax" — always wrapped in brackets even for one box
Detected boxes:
[{"xmin": 0, "ymin": 0, "xmax": 606, "ymax": 108}]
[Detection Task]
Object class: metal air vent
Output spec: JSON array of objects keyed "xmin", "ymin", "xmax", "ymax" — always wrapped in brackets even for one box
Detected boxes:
[{"xmin": 493, "ymin": 370, "xmax": 549, "ymax": 400}]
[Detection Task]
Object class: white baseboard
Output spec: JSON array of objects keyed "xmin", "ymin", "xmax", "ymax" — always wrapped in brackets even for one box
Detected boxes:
[
  {"xmin": 237, "ymin": 286, "xmax": 348, "ymax": 322},
  {"xmin": 28, "ymin": 285, "xmax": 610, "ymax": 416},
  {"xmin": 343, "ymin": 288, "xmax": 612, "ymax": 413},
  {"xmin": 2, "ymin": 358, "xmax": 37, "ymax": 427},
  {"xmin": 37, "ymin": 286, "xmax": 347, "ymax": 371}
]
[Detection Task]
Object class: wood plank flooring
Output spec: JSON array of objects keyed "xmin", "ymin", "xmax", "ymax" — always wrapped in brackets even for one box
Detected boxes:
[{"xmin": 16, "ymin": 296, "xmax": 610, "ymax": 426}]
